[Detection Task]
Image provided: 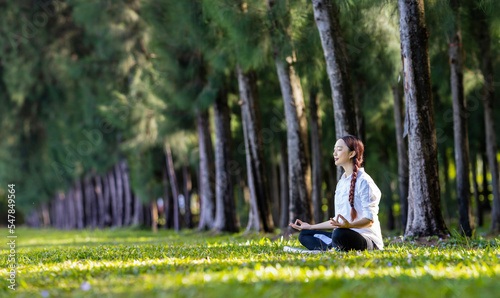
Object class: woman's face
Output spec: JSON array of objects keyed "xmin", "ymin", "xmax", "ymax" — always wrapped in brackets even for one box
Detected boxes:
[{"xmin": 333, "ymin": 139, "xmax": 354, "ymax": 167}]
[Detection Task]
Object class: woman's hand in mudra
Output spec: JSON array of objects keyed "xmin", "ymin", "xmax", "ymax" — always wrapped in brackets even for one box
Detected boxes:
[
  {"xmin": 289, "ymin": 219, "xmax": 311, "ymax": 231},
  {"xmin": 330, "ymin": 214, "xmax": 351, "ymax": 229}
]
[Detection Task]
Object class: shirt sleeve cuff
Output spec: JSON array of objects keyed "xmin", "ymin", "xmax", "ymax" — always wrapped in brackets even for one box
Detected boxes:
[{"xmin": 362, "ymin": 209, "xmax": 374, "ymax": 221}]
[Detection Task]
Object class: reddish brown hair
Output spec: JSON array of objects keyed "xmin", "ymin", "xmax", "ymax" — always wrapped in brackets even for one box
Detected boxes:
[{"xmin": 341, "ymin": 135, "xmax": 364, "ymax": 221}]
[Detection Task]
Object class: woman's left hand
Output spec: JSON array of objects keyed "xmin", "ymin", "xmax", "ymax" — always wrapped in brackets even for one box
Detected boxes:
[{"xmin": 330, "ymin": 214, "xmax": 351, "ymax": 228}]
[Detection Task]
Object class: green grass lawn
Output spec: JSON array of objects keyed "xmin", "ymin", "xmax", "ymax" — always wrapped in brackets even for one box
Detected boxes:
[{"xmin": 1, "ymin": 227, "xmax": 499, "ymax": 297}]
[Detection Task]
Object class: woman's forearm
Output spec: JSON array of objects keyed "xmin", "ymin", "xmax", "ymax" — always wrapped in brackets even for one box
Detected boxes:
[
  {"xmin": 349, "ymin": 217, "xmax": 373, "ymax": 229},
  {"xmin": 309, "ymin": 220, "xmax": 334, "ymax": 230}
]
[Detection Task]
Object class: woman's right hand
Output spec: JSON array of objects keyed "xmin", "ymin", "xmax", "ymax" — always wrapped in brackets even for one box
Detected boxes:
[{"xmin": 289, "ymin": 219, "xmax": 311, "ymax": 231}]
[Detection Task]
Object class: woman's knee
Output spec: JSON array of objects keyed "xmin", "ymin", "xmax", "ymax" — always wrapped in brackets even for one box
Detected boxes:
[
  {"xmin": 298, "ymin": 229, "xmax": 317, "ymax": 243},
  {"xmin": 331, "ymin": 228, "xmax": 350, "ymax": 241}
]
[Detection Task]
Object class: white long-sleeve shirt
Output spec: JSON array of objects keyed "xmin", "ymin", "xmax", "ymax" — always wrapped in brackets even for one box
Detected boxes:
[{"xmin": 334, "ymin": 167, "xmax": 384, "ymax": 250}]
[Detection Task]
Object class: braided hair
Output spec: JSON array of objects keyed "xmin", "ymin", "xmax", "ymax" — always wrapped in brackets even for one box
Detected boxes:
[{"xmin": 341, "ymin": 135, "xmax": 364, "ymax": 221}]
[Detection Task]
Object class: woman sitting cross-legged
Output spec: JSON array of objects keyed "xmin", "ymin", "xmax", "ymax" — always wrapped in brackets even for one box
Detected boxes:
[{"xmin": 288, "ymin": 135, "xmax": 384, "ymax": 252}]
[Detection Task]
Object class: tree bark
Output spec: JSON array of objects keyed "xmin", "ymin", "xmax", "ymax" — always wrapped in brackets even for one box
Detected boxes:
[
  {"xmin": 84, "ymin": 177, "xmax": 98, "ymax": 228},
  {"xmin": 75, "ymin": 179, "xmax": 84, "ymax": 229},
  {"xmin": 132, "ymin": 194, "xmax": 143, "ymax": 226},
  {"xmin": 114, "ymin": 163, "xmax": 124, "ymax": 227},
  {"xmin": 94, "ymin": 175, "xmax": 105, "ymax": 228},
  {"xmin": 196, "ymin": 109, "xmax": 216, "ymax": 230},
  {"xmin": 182, "ymin": 162, "xmax": 193, "ymax": 229},
  {"xmin": 279, "ymin": 140, "xmax": 290, "ymax": 229},
  {"xmin": 392, "ymin": 83, "xmax": 409, "ymax": 233},
  {"xmin": 267, "ymin": 0, "xmax": 312, "ymax": 230},
  {"xmin": 449, "ymin": 0, "xmax": 474, "ymax": 236},
  {"xmin": 151, "ymin": 199, "xmax": 158, "ymax": 233},
  {"xmin": 66, "ymin": 188, "xmax": 76, "ymax": 229},
  {"xmin": 309, "ymin": 88, "xmax": 324, "ymax": 223},
  {"xmin": 121, "ymin": 160, "xmax": 133, "ymax": 226},
  {"xmin": 61, "ymin": 192, "xmax": 70, "ymax": 229},
  {"xmin": 471, "ymin": 154, "xmax": 483, "ymax": 227},
  {"xmin": 275, "ymin": 58, "xmax": 313, "ymax": 229},
  {"xmin": 107, "ymin": 170, "xmax": 118, "ymax": 228},
  {"xmin": 165, "ymin": 142, "xmax": 181, "ymax": 231},
  {"xmin": 311, "ymin": 0, "xmax": 358, "ymax": 139},
  {"xmin": 311, "ymin": 0, "xmax": 358, "ymax": 182},
  {"xmin": 102, "ymin": 173, "xmax": 112, "ymax": 226},
  {"xmin": 398, "ymin": 0, "xmax": 447, "ymax": 237},
  {"xmin": 163, "ymin": 165, "xmax": 174, "ymax": 229},
  {"xmin": 213, "ymin": 86, "xmax": 238, "ymax": 232},
  {"xmin": 469, "ymin": 1, "xmax": 500, "ymax": 232},
  {"xmin": 237, "ymin": 65, "xmax": 274, "ymax": 232},
  {"xmin": 41, "ymin": 202, "xmax": 51, "ymax": 227}
]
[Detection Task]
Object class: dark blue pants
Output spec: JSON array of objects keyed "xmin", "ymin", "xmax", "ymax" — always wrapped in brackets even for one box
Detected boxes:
[{"xmin": 298, "ymin": 228, "xmax": 369, "ymax": 251}]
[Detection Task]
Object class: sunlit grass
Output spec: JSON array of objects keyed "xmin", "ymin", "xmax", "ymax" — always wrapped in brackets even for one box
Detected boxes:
[{"xmin": 1, "ymin": 227, "xmax": 499, "ymax": 297}]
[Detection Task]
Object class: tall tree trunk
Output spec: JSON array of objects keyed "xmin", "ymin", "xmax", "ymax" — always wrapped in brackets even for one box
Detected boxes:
[
  {"xmin": 41, "ymin": 202, "xmax": 51, "ymax": 227},
  {"xmin": 309, "ymin": 88, "xmax": 324, "ymax": 223},
  {"xmin": 469, "ymin": 1, "xmax": 500, "ymax": 232},
  {"xmin": 102, "ymin": 173, "xmax": 112, "ymax": 226},
  {"xmin": 274, "ymin": 58, "xmax": 313, "ymax": 230},
  {"xmin": 270, "ymin": 146, "xmax": 281, "ymax": 227},
  {"xmin": 114, "ymin": 163, "xmax": 124, "ymax": 227},
  {"xmin": 84, "ymin": 177, "xmax": 97, "ymax": 228},
  {"xmin": 66, "ymin": 188, "xmax": 76, "ymax": 229},
  {"xmin": 449, "ymin": 0, "xmax": 474, "ymax": 236},
  {"xmin": 182, "ymin": 162, "xmax": 193, "ymax": 229},
  {"xmin": 237, "ymin": 66, "xmax": 274, "ymax": 232},
  {"xmin": 267, "ymin": 0, "xmax": 312, "ymax": 230},
  {"xmin": 279, "ymin": 140, "xmax": 290, "ymax": 229},
  {"xmin": 165, "ymin": 142, "xmax": 181, "ymax": 231},
  {"xmin": 471, "ymin": 153, "xmax": 483, "ymax": 227},
  {"xmin": 150, "ymin": 199, "xmax": 158, "ymax": 233},
  {"xmin": 107, "ymin": 170, "xmax": 118, "ymax": 228},
  {"xmin": 75, "ymin": 179, "xmax": 84, "ymax": 229},
  {"xmin": 132, "ymin": 194, "xmax": 143, "ymax": 226},
  {"xmin": 245, "ymin": 161, "xmax": 260, "ymax": 232},
  {"xmin": 392, "ymin": 83, "xmax": 409, "ymax": 233},
  {"xmin": 197, "ymin": 109, "xmax": 216, "ymax": 230},
  {"xmin": 91, "ymin": 177, "xmax": 98, "ymax": 228},
  {"xmin": 213, "ymin": 86, "xmax": 238, "ymax": 232},
  {"xmin": 163, "ymin": 165, "xmax": 174, "ymax": 229},
  {"xmin": 398, "ymin": 0, "xmax": 447, "ymax": 237},
  {"xmin": 121, "ymin": 160, "xmax": 133, "ymax": 226},
  {"xmin": 60, "ymin": 192, "xmax": 69, "ymax": 229},
  {"xmin": 311, "ymin": 0, "xmax": 358, "ymax": 148},
  {"xmin": 94, "ymin": 175, "xmax": 105, "ymax": 228}
]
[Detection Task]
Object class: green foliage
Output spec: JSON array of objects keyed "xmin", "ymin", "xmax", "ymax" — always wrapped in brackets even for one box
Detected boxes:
[{"xmin": 1, "ymin": 228, "xmax": 499, "ymax": 297}]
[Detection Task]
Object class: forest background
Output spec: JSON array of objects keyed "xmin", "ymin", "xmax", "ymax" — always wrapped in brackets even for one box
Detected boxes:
[{"xmin": 1, "ymin": 0, "xmax": 500, "ymax": 238}]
